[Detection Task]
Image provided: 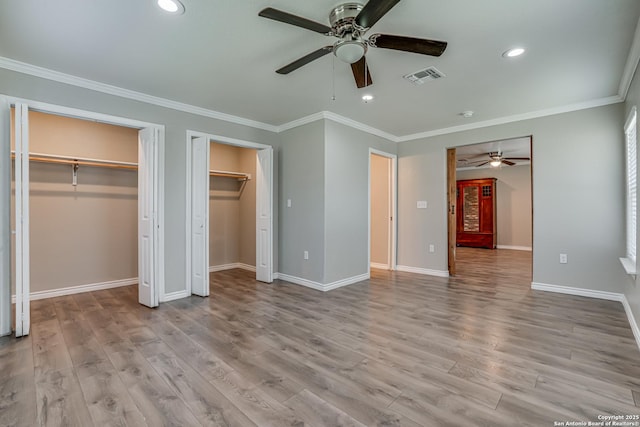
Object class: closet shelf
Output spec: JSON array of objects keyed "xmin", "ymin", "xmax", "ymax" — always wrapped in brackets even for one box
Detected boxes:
[
  {"xmin": 11, "ymin": 151, "xmax": 138, "ymax": 170},
  {"xmin": 209, "ymin": 169, "xmax": 251, "ymax": 181}
]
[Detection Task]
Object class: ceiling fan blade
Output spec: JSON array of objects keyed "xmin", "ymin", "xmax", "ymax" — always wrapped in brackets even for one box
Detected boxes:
[
  {"xmin": 369, "ymin": 34, "xmax": 447, "ymax": 56},
  {"xmin": 502, "ymin": 160, "xmax": 516, "ymax": 166},
  {"xmin": 276, "ymin": 46, "xmax": 334, "ymax": 74},
  {"xmin": 503, "ymin": 157, "xmax": 531, "ymax": 161},
  {"xmin": 475, "ymin": 161, "xmax": 489, "ymax": 167},
  {"xmin": 259, "ymin": 8, "xmax": 332, "ymax": 35},
  {"xmin": 355, "ymin": 0, "xmax": 402, "ymax": 29},
  {"xmin": 351, "ymin": 56, "xmax": 373, "ymax": 88}
]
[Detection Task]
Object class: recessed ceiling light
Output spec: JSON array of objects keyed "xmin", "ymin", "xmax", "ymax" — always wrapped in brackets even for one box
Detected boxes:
[
  {"xmin": 157, "ymin": 0, "xmax": 185, "ymax": 14},
  {"xmin": 461, "ymin": 110, "xmax": 474, "ymax": 118},
  {"xmin": 362, "ymin": 94, "xmax": 374, "ymax": 103},
  {"xmin": 503, "ymin": 47, "xmax": 525, "ymax": 58}
]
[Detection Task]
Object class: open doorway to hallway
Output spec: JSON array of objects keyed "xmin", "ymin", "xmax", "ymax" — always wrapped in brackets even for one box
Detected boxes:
[{"xmin": 448, "ymin": 137, "xmax": 533, "ymax": 284}]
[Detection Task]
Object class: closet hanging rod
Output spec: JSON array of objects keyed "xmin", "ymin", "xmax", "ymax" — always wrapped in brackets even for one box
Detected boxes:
[
  {"xmin": 209, "ymin": 169, "xmax": 251, "ymax": 181},
  {"xmin": 11, "ymin": 151, "xmax": 138, "ymax": 170}
]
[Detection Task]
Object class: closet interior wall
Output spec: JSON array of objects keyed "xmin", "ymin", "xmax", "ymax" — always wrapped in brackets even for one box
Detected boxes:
[
  {"xmin": 10, "ymin": 110, "xmax": 139, "ymax": 295},
  {"xmin": 209, "ymin": 142, "xmax": 256, "ymax": 270},
  {"xmin": 370, "ymin": 153, "xmax": 391, "ymax": 268}
]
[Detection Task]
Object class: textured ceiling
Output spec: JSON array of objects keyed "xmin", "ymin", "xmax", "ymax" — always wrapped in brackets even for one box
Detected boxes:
[{"xmin": 0, "ymin": 0, "xmax": 638, "ymax": 137}]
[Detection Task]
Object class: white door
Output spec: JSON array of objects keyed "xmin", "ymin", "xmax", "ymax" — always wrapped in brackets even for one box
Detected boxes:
[
  {"xmin": 138, "ymin": 127, "xmax": 159, "ymax": 307},
  {"xmin": 0, "ymin": 98, "xmax": 11, "ymax": 336},
  {"xmin": 14, "ymin": 103, "xmax": 30, "ymax": 336},
  {"xmin": 256, "ymin": 148, "xmax": 273, "ymax": 282},
  {"xmin": 190, "ymin": 137, "xmax": 209, "ymax": 297}
]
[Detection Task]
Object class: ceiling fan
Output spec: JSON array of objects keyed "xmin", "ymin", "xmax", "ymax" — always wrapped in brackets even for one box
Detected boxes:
[
  {"xmin": 258, "ymin": 0, "xmax": 448, "ymax": 88},
  {"xmin": 462, "ymin": 152, "xmax": 531, "ymax": 168}
]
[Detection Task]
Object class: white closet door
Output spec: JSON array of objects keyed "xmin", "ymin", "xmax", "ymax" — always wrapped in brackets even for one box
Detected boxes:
[
  {"xmin": 256, "ymin": 147, "xmax": 273, "ymax": 283},
  {"xmin": 14, "ymin": 103, "xmax": 30, "ymax": 337},
  {"xmin": 138, "ymin": 127, "xmax": 159, "ymax": 307},
  {"xmin": 0, "ymin": 98, "xmax": 11, "ymax": 336},
  {"xmin": 190, "ymin": 136, "xmax": 209, "ymax": 297}
]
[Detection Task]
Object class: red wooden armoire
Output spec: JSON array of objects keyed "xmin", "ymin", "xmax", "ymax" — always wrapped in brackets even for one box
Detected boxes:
[{"xmin": 456, "ymin": 178, "xmax": 497, "ymax": 249}]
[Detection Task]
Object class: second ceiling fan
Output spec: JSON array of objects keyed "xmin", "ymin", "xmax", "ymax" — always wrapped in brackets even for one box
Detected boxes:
[{"xmin": 258, "ymin": 0, "xmax": 448, "ymax": 88}]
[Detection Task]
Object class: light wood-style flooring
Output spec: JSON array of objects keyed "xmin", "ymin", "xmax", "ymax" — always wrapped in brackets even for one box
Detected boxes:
[{"xmin": 1, "ymin": 247, "xmax": 639, "ymax": 426}]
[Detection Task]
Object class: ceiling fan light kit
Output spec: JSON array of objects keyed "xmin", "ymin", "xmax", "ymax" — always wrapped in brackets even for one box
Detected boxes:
[{"xmin": 258, "ymin": 0, "xmax": 447, "ymax": 89}]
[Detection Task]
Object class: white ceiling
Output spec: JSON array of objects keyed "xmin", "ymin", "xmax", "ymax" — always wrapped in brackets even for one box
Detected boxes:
[
  {"xmin": 456, "ymin": 137, "xmax": 530, "ymax": 169},
  {"xmin": 0, "ymin": 0, "xmax": 639, "ymax": 138}
]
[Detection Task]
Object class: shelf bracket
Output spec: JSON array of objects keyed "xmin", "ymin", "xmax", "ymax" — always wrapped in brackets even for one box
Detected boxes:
[{"xmin": 72, "ymin": 163, "xmax": 79, "ymax": 186}]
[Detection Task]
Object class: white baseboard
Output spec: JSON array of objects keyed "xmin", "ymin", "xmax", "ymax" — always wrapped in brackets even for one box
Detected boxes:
[
  {"xmin": 162, "ymin": 290, "xmax": 190, "ymax": 302},
  {"xmin": 531, "ymin": 281, "xmax": 640, "ymax": 352},
  {"xmin": 209, "ymin": 263, "xmax": 256, "ymax": 273},
  {"xmin": 530, "ymin": 282, "xmax": 624, "ymax": 301},
  {"xmin": 276, "ymin": 272, "xmax": 370, "ymax": 292},
  {"xmin": 11, "ymin": 277, "xmax": 137, "ymax": 303},
  {"xmin": 497, "ymin": 245, "xmax": 532, "ymax": 251},
  {"xmin": 370, "ymin": 262, "xmax": 390, "ymax": 270},
  {"xmin": 396, "ymin": 265, "xmax": 450, "ymax": 278}
]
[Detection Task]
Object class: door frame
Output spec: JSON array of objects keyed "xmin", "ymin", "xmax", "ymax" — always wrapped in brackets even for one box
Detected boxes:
[
  {"xmin": 185, "ymin": 130, "xmax": 274, "ymax": 296},
  {"xmin": 368, "ymin": 148, "xmax": 397, "ymax": 271},
  {"xmin": 0, "ymin": 96, "xmax": 165, "ymax": 336}
]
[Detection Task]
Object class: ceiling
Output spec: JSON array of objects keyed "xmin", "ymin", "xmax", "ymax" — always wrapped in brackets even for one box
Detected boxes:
[
  {"xmin": 456, "ymin": 137, "xmax": 530, "ymax": 170},
  {"xmin": 0, "ymin": 0, "xmax": 639, "ymax": 138}
]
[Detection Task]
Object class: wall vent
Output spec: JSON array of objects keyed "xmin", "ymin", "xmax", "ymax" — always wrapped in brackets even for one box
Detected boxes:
[{"xmin": 403, "ymin": 66, "xmax": 446, "ymax": 85}]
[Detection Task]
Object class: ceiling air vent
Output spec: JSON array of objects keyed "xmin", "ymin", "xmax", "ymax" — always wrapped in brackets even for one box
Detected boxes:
[{"xmin": 403, "ymin": 66, "xmax": 446, "ymax": 85}]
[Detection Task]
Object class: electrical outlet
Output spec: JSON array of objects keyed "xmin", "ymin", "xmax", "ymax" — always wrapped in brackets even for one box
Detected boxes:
[
  {"xmin": 304, "ymin": 251, "xmax": 309, "ymax": 260},
  {"xmin": 429, "ymin": 244, "xmax": 435, "ymax": 253},
  {"xmin": 287, "ymin": 199, "xmax": 292, "ymax": 208},
  {"xmin": 559, "ymin": 253, "xmax": 568, "ymax": 264}
]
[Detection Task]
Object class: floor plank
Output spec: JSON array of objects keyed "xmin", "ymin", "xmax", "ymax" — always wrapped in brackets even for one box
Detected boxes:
[{"xmin": 2, "ymin": 247, "xmax": 639, "ymax": 425}]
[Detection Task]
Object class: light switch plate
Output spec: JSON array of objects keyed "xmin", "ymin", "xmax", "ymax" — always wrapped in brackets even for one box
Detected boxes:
[{"xmin": 417, "ymin": 201, "xmax": 427, "ymax": 209}]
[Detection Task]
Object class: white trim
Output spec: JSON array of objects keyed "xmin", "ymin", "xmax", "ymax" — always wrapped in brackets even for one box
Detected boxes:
[
  {"xmin": 162, "ymin": 290, "xmax": 191, "ymax": 302},
  {"xmin": 276, "ymin": 273, "xmax": 369, "ymax": 292},
  {"xmin": 370, "ymin": 262, "xmax": 390, "ymax": 270},
  {"xmin": 0, "ymin": 57, "xmax": 277, "ymax": 132},
  {"xmin": 619, "ymin": 16, "xmax": 640, "ymax": 100},
  {"xmin": 622, "ymin": 295, "xmax": 640, "ymax": 352},
  {"xmin": 530, "ymin": 282, "xmax": 624, "ymax": 301},
  {"xmin": 11, "ymin": 278, "xmax": 137, "ymax": 303},
  {"xmin": 0, "ymin": 58, "xmax": 630, "ymax": 144},
  {"xmin": 531, "ymin": 281, "xmax": 640, "ymax": 352},
  {"xmin": 396, "ymin": 265, "xmax": 450, "ymax": 278},
  {"xmin": 620, "ymin": 257, "xmax": 637, "ymax": 276},
  {"xmin": 209, "ymin": 263, "xmax": 256, "ymax": 273},
  {"xmin": 397, "ymin": 96, "xmax": 623, "ymax": 142},
  {"xmin": 496, "ymin": 245, "xmax": 532, "ymax": 251}
]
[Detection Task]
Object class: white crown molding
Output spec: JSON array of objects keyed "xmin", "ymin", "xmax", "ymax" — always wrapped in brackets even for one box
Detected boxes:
[
  {"xmin": 0, "ymin": 56, "xmax": 278, "ymax": 132},
  {"xmin": 619, "ymin": 15, "xmax": 640, "ymax": 100},
  {"xmin": 397, "ymin": 95, "xmax": 624, "ymax": 142},
  {"xmin": 0, "ymin": 56, "xmax": 629, "ymax": 144}
]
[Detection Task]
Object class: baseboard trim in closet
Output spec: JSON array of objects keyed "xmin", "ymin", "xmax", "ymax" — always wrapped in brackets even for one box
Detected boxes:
[
  {"xmin": 162, "ymin": 290, "xmax": 190, "ymax": 302},
  {"xmin": 11, "ymin": 277, "xmax": 137, "ymax": 303},
  {"xmin": 396, "ymin": 265, "xmax": 450, "ymax": 278},
  {"xmin": 370, "ymin": 262, "xmax": 390, "ymax": 270},
  {"xmin": 531, "ymin": 281, "xmax": 640, "ymax": 352},
  {"xmin": 209, "ymin": 263, "xmax": 256, "ymax": 273}
]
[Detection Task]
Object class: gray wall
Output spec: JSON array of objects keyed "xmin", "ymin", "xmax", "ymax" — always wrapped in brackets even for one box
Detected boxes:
[
  {"xmin": 324, "ymin": 120, "xmax": 396, "ymax": 283},
  {"xmin": 624, "ymin": 66, "xmax": 640, "ymax": 327},
  {"xmin": 398, "ymin": 103, "xmax": 628, "ymax": 293},
  {"xmin": 457, "ymin": 164, "xmax": 532, "ymax": 249},
  {"xmin": 0, "ymin": 68, "xmax": 278, "ymax": 295},
  {"xmin": 278, "ymin": 121, "xmax": 325, "ymax": 283},
  {"xmin": 209, "ymin": 142, "xmax": 256, "ymax": 268}
]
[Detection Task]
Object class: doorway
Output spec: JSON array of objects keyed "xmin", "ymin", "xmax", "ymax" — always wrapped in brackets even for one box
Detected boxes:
[
  {"xmin": 447, "ymin": 137, "xmax": 533, "ymax": 279},
  {"xmin": 369, "ymin": 149, "xmax": 397, "ymax": 271},
  {"xmin": 1, "ymin": 99, "xmax": 165, "ymax": 337},
  {"xmin": 185, "ymin": 131, "xmax": 273, "ymax": 298}
]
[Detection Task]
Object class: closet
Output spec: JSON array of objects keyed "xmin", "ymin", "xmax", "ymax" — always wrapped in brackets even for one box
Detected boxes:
[
  {"xmin": 209, "ymin": 142, "xmax": 256, "ymax": 273},
  {"xmin": 11, "ymin": 110, "xmax": 139, "ymax": 303}
]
